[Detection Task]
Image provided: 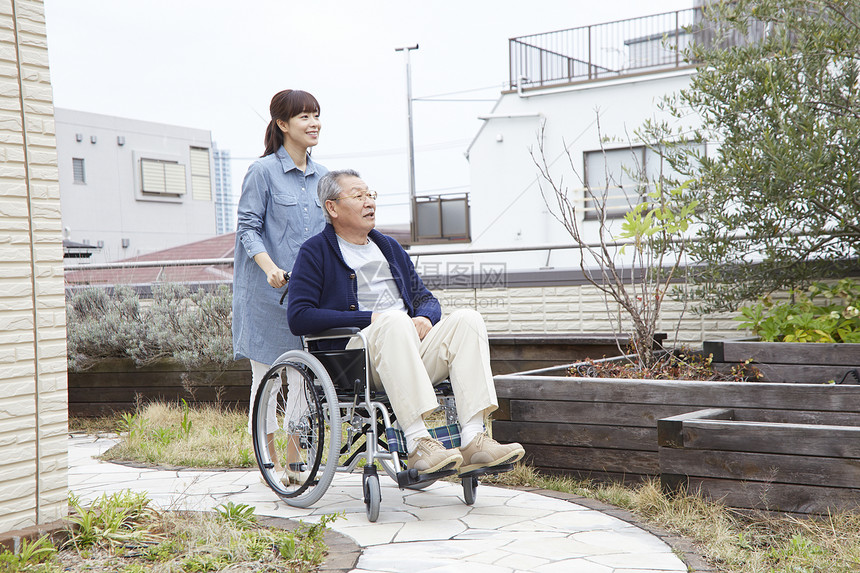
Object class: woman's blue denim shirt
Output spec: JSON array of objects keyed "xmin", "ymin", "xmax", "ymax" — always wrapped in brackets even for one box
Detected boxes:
[{"xmin": 232, "ymin": 147, "xmax": 327, "ymax": 364}]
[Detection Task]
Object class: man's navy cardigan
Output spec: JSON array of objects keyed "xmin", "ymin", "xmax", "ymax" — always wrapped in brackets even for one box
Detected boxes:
[{"xmin": 287, "ymin": 224, "xmax": 441, "ymax": 348}]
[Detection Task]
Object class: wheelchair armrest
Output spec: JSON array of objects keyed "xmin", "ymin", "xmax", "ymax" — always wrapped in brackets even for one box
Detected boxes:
[{"xmin": 304, "ymin": 327, "xmax": 361, "ymax": 342}]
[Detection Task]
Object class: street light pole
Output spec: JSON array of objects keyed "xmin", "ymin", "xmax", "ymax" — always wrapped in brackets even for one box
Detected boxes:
[{"xmin": 395, "ymin": 44, "xmax": 419, "ymax": 243}]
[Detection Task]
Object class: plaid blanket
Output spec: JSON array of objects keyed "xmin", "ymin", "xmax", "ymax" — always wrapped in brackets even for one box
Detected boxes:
[{"xmin": 385, "ymin": 424, "xmax": 462, "ymax": 455}]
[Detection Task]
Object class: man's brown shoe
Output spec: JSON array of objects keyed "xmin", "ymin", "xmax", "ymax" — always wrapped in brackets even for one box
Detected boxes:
[
  {"xmin": 407, "ymin": 437, "xmax": 463, "ymax": 474},
  {"xmin": 458, "ymin": 433, "xmax": 524, "ymax": 474}
]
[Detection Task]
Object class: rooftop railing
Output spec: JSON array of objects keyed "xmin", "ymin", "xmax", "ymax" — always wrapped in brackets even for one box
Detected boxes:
[{"xmin": 509, "ymin": 8, "xmax": 703, "ymax": 89}]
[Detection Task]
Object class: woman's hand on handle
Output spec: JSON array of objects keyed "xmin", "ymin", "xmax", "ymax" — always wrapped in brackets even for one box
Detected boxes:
[{"xmin": 253, "ymin": 252, "xmax": 288, "ymax": 288}]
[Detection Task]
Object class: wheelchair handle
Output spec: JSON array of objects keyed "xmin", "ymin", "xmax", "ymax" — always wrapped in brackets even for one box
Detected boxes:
[{"xmin": 278, "ymin": 271, "xmax": 291, "ymax": 306}]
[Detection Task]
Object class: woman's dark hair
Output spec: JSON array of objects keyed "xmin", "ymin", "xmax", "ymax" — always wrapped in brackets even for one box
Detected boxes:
[{"xmin": 262, "ymin": 89, "xmax": 321, "ymax": 157}]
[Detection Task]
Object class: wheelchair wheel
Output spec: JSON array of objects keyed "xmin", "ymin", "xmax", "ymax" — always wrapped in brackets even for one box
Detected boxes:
[
  {"xmin": 363, "ymin": 472, "xmax": 381, "ymax": 522},
  {"xmin": 252, "ymin": 350, "xmax": 341, "ymax": 508},
  {"xmin": 462, "ymin": 476, "xmax": 478, "ymax": 505}
]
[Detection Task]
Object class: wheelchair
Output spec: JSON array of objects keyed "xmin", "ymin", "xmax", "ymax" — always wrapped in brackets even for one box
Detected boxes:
[{"xmin": 250, "ymin": 327, "xmax": 514, "ymax": 522}]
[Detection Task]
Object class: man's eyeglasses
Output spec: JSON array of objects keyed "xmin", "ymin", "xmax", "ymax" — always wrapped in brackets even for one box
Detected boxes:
[{"xmin": 335, "ymin": 190, "xmax": 378, "ymax": 202}]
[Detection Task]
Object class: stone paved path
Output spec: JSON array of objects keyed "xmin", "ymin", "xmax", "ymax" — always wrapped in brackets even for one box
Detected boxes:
[{"xmin": 68, "ymin": 434, "xmax": 690, "ymax": 573}]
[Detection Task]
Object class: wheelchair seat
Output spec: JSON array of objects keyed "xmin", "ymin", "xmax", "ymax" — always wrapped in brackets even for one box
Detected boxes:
[{"xmin": 309, "ymin": 347, "xmax": 366, "ymax": 395}]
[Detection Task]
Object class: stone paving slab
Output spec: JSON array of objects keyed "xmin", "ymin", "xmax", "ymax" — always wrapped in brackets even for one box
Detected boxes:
[{"xmin": 67, "ymin": 434, "xmax": 696, "ymax": 573}]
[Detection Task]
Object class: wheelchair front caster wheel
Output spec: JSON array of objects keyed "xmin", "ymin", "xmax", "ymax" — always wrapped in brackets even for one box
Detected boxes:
[
  {"xmin": 462, "ymin": 475, "xmax": 478, "ymax": 505},
  {"xmin": 363, "ymin": 473, "xmax": 381, "ymax": 522}
]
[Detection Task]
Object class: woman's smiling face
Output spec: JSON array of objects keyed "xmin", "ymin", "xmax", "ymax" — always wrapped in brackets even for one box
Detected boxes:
[{"xmin": 279, "ymin": 110, "xmax": 321, "ymax": 149}]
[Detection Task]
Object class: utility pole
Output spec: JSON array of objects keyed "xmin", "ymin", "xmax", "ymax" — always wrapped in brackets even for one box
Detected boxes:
[{"xmin": 395, "ymin": 44, "xmax": 419, "ymax": 243}]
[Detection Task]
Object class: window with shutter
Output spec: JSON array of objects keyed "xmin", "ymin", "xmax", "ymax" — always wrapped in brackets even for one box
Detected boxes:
[
  {"xmin": 140, "ymin": 158, "xmax": 186, "ymax": 195},
  {"xmin": 189, "ymin": 147, "xmax": 211, "ymax": 201}
]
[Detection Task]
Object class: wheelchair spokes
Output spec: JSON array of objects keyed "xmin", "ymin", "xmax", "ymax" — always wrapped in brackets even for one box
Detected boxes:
[{"xmin": 251, "ymin": 351, "xmax": 341, "ymax": 508}]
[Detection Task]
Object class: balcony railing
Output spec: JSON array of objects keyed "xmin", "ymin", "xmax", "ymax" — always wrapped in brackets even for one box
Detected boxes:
[{"xmin": 509, "ymin": 8, "xmax": 702, "ymax": 89}]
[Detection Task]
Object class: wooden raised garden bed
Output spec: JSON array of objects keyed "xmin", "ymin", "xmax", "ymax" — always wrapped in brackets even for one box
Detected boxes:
[
  {"xmin": 492, "ymin": 364, "xmax": 860, "ymax": 513},
  {"xmin": 659, "ymin": 406, "xmax": 860, "ymax": 514},
  {"xmin": 704, "ymin": 339, "xmax": 860, "ymax": 384},
  {"xmin": 488, "ymin": 333, "xmax": 664, "ymax": 375},
  {"xmin": 68, "ymin": 358, "xmax": 252, "ymax": 416}
]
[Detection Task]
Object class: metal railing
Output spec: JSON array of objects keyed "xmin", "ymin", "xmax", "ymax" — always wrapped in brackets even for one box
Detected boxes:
[
  {"xmin": 509, "ymin": 8, "xmax": 702, "ymax": 89},
  {"xmin": 63, "ymin": 238, "xmax": 654, "ymax": 285}
]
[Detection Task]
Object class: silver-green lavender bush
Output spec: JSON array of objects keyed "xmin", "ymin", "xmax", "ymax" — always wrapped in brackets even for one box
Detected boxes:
[{"xmin": 66, "ymin": 284, "xmax": 233, "ymax": 372}]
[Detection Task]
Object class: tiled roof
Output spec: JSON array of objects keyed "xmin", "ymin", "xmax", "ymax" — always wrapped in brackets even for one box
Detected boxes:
[
  {"xmin": 65, "ymin": 226, "xmax": 411, "ymax": 287},
  {"xmin": 65, "ymin": 233, "xmax": 236, "ymax": 286}
]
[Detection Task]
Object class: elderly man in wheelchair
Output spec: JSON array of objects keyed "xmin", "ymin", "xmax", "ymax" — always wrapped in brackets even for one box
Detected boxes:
[{"xmin": 249, "ymin": 169, "xmax": 523, "ymax": 521}]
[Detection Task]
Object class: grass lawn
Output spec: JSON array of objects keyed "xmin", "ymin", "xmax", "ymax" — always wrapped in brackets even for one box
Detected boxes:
[{"xmin": 83, "ymin": 401, "xmax": 256, "ymax": 469}]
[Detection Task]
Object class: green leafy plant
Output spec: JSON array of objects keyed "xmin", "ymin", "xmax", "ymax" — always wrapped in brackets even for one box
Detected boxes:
[
  {"xmin": 736, "ymin": 279, "xmax": 860, "ymax": 343},
  {"xmin": 118, "ymin": 412, "xmax": 144, "ymax": 439},
  {"xmin": 151, "ymin": 426, "xmax": 176, "ymax": 447},
  {"xmin": 237, "ymin": 447, "xmax": 253, "ymax": 467},
  {"xmin": 144, "ymin": 537, "xmax": 184, "ymax": 563},
  {"xmin": 0, "ymin": 534, "xmax": 57, "ymax": 572},
  {"xmin": 275, "ymin": 513, "xmax": 341, "ymax": 572},
  {"xmin": 179, "ymin": 399, "xmax": 193, "ymax": 439},
  {"xmin": 65, "ymin": 491, "xmax": 161, "ymax": 552},
  {"xmin": 214, "ymin": 501, "xmax": 257, "ymax": 529}
]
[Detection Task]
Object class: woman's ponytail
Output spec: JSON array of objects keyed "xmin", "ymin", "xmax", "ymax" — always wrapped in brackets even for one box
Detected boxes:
[{"xmin": 262, "ymin": 119, "xmax": 283, "ymax": 157}]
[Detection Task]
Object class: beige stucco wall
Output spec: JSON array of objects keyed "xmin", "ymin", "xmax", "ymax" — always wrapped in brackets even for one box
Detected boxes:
[
  {"xmin": 434, "ymin": 284, "xmax": 741, "ymax": 346},
  {"xmin": 0, "ymin": 0, "xmax": 68, "ymax": 533}
]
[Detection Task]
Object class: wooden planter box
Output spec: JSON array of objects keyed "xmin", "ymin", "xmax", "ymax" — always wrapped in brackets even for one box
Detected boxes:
[
  {"xmin": 704, "ymin": 339, "xmax": 860, "ymax": 384},
  {"xmin": 68, "ymin": 358, "xmax": 252, "ymax": 417},
  {"xmin": 488, "ymin": 333, "xmax": 665, "ymax": 375},
  {"xmin": 659, "ymin": 407, "xmax": 860, "ymax": 514},
  {"xmin": 493, "ymin": 365, "xmax": 860, "ymax": 499}
]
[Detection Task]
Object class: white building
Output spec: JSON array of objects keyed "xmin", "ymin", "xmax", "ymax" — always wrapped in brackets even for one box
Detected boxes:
[
  {"xmin": 55, "ymin": 108, "xmax": 218, "ymax": 263},
  {"xmin": 409, "ymin": 7, "xmax": 745, "ymax": 343},
  {"xmin": 413, "ymin": 7, "xmax": 701, "ymax": 272}
]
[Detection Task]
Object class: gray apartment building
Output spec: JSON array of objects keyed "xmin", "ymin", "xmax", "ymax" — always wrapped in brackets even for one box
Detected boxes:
[{"xmin": 55, "ymin": 108, "xmax": 218, "ymax": 263}]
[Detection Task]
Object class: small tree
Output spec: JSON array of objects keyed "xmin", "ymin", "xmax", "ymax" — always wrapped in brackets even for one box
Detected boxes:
[
  {"xmin": 642, "ymin": 0, "xmax": 860, "ymax": 313},
  {"xmin": 532, "ymin": 119, "xmax": 697, "ymax": 368}
]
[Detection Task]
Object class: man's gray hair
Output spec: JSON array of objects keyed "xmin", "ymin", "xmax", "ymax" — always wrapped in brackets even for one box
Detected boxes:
[{"xmin": 318, "ymin": 169, "xmax": 361, "ymax": 223}]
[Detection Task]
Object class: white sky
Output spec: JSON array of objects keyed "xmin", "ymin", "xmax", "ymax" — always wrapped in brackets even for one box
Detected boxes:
[{"xmin": 43, "ymin": 0, "xmax": 693, "ymax": 227}]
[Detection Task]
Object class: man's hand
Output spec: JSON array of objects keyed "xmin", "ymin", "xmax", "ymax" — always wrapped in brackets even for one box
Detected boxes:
[{"xmin": 413, "ymin": 316, "xmax": 432, "ymax": 340}]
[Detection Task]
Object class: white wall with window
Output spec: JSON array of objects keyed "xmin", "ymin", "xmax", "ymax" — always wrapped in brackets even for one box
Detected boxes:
[
  {"xmin": 455, "ymin": 68, "xmax": 697, "ymax": 270},
  {"xmin": 55, "ymin": 109, "xmax": 217, "ymax": 263}
]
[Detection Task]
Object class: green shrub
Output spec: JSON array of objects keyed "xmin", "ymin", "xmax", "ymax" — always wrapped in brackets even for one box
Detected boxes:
[
  {"xmin": 736, "ymin": 279, "xmax": 860, "ymax": 343},
  {"xmin": 66, "ymin": 284, "xmax": 233, "ymax": 372}
]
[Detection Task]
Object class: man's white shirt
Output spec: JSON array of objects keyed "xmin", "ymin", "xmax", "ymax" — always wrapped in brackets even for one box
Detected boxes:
[{"xmin": 336, "ymin": 235, "xmax": 407, "ymax": 314}]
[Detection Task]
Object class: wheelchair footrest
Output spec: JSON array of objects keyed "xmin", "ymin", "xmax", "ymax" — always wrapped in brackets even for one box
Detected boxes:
[
  {"xmin": 459, "ymin": 463, "xmax": 515, "ymax": 479},
  {"xmin": 396, "ymin": 467, "xmax": 457, "ymax": 489}
]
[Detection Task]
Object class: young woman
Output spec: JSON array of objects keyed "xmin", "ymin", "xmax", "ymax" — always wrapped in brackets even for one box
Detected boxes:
[{"xmin": 232, "ymin": 89, "xmax": 326, "ymax": 483}]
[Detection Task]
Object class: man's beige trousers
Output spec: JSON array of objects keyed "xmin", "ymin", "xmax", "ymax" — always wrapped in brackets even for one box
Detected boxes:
[{"xmin": 347, "ymin": 308, "xmax": 498, "ymax": 429}]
